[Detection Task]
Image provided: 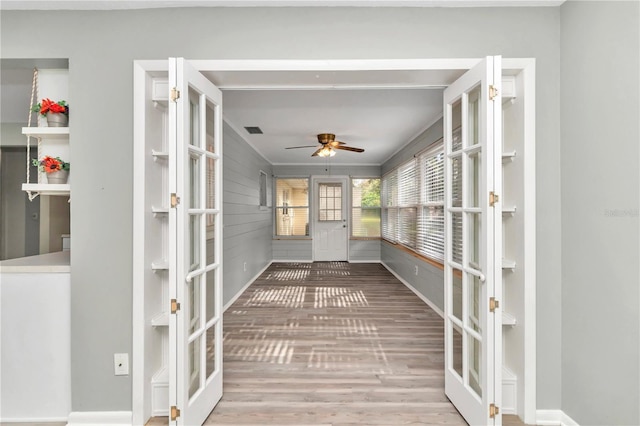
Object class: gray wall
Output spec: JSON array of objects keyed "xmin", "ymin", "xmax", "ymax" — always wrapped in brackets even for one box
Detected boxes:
[
  {"xmin": 1, "ymin": 6, "xmax": 564, "ymax": 412},
  {"xmin": 560, "ymin": 2, "xmax": 640, "ymax": 424},
  {"xmin": 222, "ymin": 123, "xmax": 273, "ymax": 306}
]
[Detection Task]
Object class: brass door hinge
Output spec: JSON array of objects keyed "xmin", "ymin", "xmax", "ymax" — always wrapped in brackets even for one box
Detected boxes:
[
  {"xmin": 170, "ymin": 405, "xmax": 181, "ymax": 420},
  {"xmin": 489, "ymin": 297, "xmax": 500, "ymax": 313},
  {"xmin": 171, "ymin": 299, "xmax": 181, "ymax": 314},
  {"xmin": 489, "ymin": 403, "xmax": 500, "ymax": 418},
  {"xmin": 489, "ymin": 85, "xmax": 499, "ymax": 101},
  {"xmin": 170, "ymin": 87, "xmax": 181, "ymax": 102},
  {"xmin": 489, "ymin": 191, "xmax": 499, "ymax": 207},
  {"xmin": 171, "ymin": 193, "xmax": 181, "ymax": 208}
]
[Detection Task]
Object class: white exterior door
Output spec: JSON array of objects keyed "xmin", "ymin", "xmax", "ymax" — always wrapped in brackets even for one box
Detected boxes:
[
  {"xmin": 169, "ymin": 57, "xmax": 224, "ymax": 425},
  {"xmin": 312, "ymin": 177, "xmax": 348, "ymax": 261},
  {"xmin": 443, "ymin": 56, "xmax": 503, "ymax": 425}
]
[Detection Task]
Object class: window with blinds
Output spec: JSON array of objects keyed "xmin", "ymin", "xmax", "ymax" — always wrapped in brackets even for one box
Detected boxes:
[
  {"xmin": 351, "ymin": 178, "xmax": 381, "ymax": 238},
  {"xmin": 381, "ymin": 171, "xmax": 397, "ymax": 242},
  {"xmin": 417, "ymin": 142, "xmax": 445, "ymax": 261},
  {"xmin": 381, "ymin": 139, "xmax": 445, "ymax": 263},
  {"xmin": 275, "ymin": 178, "xmax": 309, "ymax": 236},
  {"xmin": 397, "ymin": 160, "xmax": 418, "ymax": 248}
]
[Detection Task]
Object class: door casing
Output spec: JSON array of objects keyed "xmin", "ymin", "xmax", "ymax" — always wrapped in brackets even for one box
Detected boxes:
[{"xmin": 132, "ymin": 57, "xmax": 537, "ymax": 426}]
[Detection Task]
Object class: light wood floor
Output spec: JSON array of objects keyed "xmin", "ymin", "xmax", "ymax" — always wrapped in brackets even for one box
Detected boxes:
[{"xmin": 146, "ymin": 261, "xmax": 529, "ymax": 426}]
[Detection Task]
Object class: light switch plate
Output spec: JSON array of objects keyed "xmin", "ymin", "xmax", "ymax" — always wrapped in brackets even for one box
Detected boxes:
[{"xmin": 114, "ymin": 353, "xmax": 129, "ymax": 376}]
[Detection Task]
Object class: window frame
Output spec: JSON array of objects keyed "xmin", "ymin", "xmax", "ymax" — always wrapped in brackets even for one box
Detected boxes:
[
  {"xmin": 350, "ymin": 177, "xmax": 381, "ymax": 240},
  {"xmin": 273, "ymin": 177, "xmax": 310, "ymax": 238},
  {"xmin": 381, "ymin": 138, "xmax": 445, "ymax": 266}
]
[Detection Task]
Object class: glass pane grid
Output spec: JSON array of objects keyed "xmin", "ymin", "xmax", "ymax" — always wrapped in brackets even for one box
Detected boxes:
[{"xmin": 318, "ymin": 183, "xmax": 342, "ymax": 222}]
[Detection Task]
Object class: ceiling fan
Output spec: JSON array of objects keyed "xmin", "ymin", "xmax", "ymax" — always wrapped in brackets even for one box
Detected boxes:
[{"xmin": 285, "ymin": 133, "xmax": 365, "ymax": 157}]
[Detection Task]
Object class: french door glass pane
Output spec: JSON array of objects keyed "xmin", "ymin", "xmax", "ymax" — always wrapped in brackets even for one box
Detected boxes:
[
  {"xmin": 189, "ymin": 276, "xmax": 201, "ymax": 335},
  {"xmin": 469, "ymin": 274, "xmax": 482, "ymax": 334},
  {"xmin": 468, "ymin": 335, "xmax": 482, "ymax": 399},
  {"xmin": 452, "ymin": 323, "xmax": 463, "ymax": 378},
  {"xmin": 467, "ymin": 85, "xmax": 481, "ymax": 148},
  {"xmin": 452, "ymin": 269, "xmax": 463, "ymax": 321},
  {"xmin": 451, "ymin": 155, "xmax": 462, "ymax": 208},
  {"xmin": 206, "ymin": 327, "xmax": 216, "ymax": 379},
  {"xmin": 189, "ymin": 215, "xmax": 200, "ymax": 270},
  {"xmin": 205, "ymin": 214, "xmax": 215, "ymax": 264},
  {"xmin": 451, "ymin": 100, "xmax": 462, "ymax": 152},
  {"xmin": 189, "ymin": 88, "xmax": 200, "ymax": 148},
  {"xmin": 206, "ymin": 273, "xmax": 215, "ymax": 322},
  {"xmin": 188, "ymin": 337, "xmax": 201, "ymax": 399},
  {"xmin": 467, "ymin": 151, "xmax": 481, "ymax": 208},
  {"xmin": 467, "ymin": 212, "xmax": 481, "ymax": 268},
  {"xmin": 451, "ymin": 212, "xmax": 463, "ymax": 264},
  {"xmin": 189, "ymin": 155, "xmax": 199, "ymax": 209}
]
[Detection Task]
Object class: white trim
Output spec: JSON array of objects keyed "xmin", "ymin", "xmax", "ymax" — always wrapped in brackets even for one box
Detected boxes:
[
  {"xmin": 67, "ymin": 411, "xmax": 132, "ymax": 426},
  {"xmin": 223, "ymin": 261, "xmax": 272, "ymax": 311},
  {"xmin": 131, "ymin": 60, "xmax": 148, "ymax": 426},
  {"xmin": 0, "ymin": 417, "xmax": 68, "ymax": 423},
  {"xmin": 272, "ymin": 259, "xmax": 314, "ymax": 263},
  {"xmin": 381, "ymin": 260, "xmax": 445, "ymax": 318},
  {"xmin": 536, "ymin": 410, "xmax": 580, "ymax": 426},
  {"xmin": 0, "ymin": 1, "xmax": 567, "ymax": 11},
  {"xmin": 348, "ymin": 259, "xmax": 382, "ymax": 263}
]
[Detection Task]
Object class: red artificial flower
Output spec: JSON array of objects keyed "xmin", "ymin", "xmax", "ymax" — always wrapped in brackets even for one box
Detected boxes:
[{"xmin": 42, "ymin": 156, "xmax": 62, "ymax": 173}]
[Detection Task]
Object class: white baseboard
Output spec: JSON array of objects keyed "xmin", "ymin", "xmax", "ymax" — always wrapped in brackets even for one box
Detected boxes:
[
  {"xmin": 223, "ymin": 261, "xmax": 272, "ymax": 312},
  {"xmin": 381, "ymin": 261, "xmax": 444, "ymax": 319},
  {"xmin": 537, "ymin": 410, "xmax": 580, "ymax": 426},
  {"xmin": 67, "ymin": 411, "xmax": 132, "ymax": 426},
  {"xmin": 348, "ymin": 259, "xmax": 381, "ymax": 263},
  {"xmin": 272, "ymin": 259, "xmax": 313, "ymax": 263},
  {"xmin": 0, "ymin": 416, "xmax": 68, "ymax": 423}
]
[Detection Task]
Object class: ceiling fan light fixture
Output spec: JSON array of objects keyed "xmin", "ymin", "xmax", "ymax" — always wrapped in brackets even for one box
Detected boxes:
[{"xmin": 317, "ymin": 146, "xmax": 335, "ymax": 157}]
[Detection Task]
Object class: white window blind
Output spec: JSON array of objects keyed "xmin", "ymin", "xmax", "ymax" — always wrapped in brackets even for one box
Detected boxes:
[
  {"xmin": 416, "ymin": 141, "xmax": 445, "ymax": 261},
  {"xmin": 381, "ymin": 171, "xmax": 398, "ymax": 242},
  {"xmin": 381, "ymin": 139, "xmax": 446, "ymax": 263},
  {"xmin": 397, "ymin": 160, "xmax": 417, "ymax": 248}
]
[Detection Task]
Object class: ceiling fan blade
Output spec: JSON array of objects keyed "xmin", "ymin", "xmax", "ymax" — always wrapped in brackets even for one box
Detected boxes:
[
  {"xmin": 311, "ymin": 147, "xmax": 324, "ymax": 157},
  {"xmin": 285, "ymin": 145, "xmax": 319, "ymax": 149},
  {"xmin": 334, "ymin": 145, "xmax": 365, "ymax": 153},
  {"xmin": 329, "ymin": 141, "xmax": 346, "ymax": 147}
]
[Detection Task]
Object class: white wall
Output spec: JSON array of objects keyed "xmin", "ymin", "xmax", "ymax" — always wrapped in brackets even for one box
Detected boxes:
[{"xmin": 0, "ymin": 6, "xmax": 564, "ymax": 412}]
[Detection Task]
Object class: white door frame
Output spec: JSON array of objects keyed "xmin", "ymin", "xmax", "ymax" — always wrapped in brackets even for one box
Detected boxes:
[
  {"xmin": 133, "ymin": 57, "xmax": 536, "ymax": 426},
  {"xmin": 311, "ymin": 175, "xmax": 349, "ymax": 261}
]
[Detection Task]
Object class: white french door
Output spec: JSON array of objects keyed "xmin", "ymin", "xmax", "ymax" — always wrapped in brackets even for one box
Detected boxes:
[
  {"xmin": 443, "ymin": 56, "xmax": 502, "ymax": 426},
  {"xmin": 312, "ymin": 177, "xmax": 348, "ymax": 261},
  {"xmin": 169, "ymin": 57, "xmax": 224, "ymax": 425}
]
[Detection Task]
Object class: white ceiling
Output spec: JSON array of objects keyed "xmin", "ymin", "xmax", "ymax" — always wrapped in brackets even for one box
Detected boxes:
[
  {"xmin": 208, "ymin": 65, "xmax": 470, "ymax": 165},
  {"xmin": 223, "ymin": 88, "xmax": 444, "ymax": 165}
]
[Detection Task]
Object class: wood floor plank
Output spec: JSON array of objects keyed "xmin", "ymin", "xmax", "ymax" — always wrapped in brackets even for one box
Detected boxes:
[{"xmin": 147, "ymin": 262, "xmax": 532, "ymax": 426}]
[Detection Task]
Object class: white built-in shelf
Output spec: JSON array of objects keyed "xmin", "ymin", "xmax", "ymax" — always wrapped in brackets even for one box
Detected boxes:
[
  {"xmin": 502, "ymin": 151, "xmax": 517, "ymax": 163},
  {"xmin": 502, "ymin": 312, "xmax": 517, "ymax": 326},
  {"xmin": 151, "ymin": 312, "xmax": 169, "ymax": 327},
  {"xmin": 22, "ymin": 183, "xmax": 70, "ymax": 196},
  {"xmin": 151, "ymin": 149, "xmax": 168, "ymax": 160},
  {"xmin": 502, "ymin": 206, "xmax": 517, "ymax": 216},
  {"xmin": 151, "ymin": 366, "xmax": 169, "ymax": 384},
  {"xmin": 502, "ymin": 258, "xmax": 517, "ymax": 270},
  {"xmin": 151, "ymin": 260, "xmax": 169, "ymax": 271},
  {"xmin": 22, "ymin": 127, "xmax": 69, "ymax": 139},
  {"xmin": 151, "ymin": 206, "xmax": 169, "ymax": 217}
]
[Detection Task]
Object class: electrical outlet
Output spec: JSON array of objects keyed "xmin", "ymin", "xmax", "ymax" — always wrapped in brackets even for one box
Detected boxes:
[
  {"xmin": 414, "ymin": 265, "xmax": 419, "ymax": 276},
  {"xmin": 114, "ymin": 353, "xmax": 129, "ymax": 376},
  {"xmin": 243, "ymin": 262, "xmax": 247, "ymax": 272}
]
